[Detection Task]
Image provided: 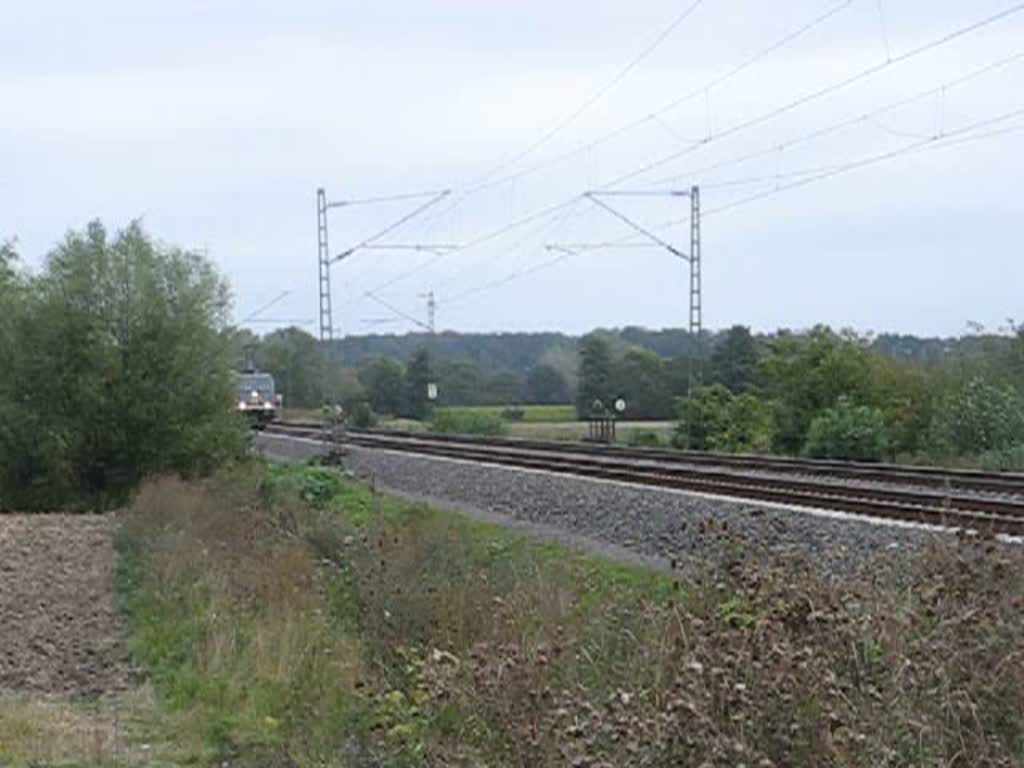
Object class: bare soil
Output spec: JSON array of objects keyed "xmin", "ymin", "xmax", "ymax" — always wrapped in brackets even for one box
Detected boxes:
[{"xmin": 0, "ymin": 514, "xmax": 131, "ymax": 698}]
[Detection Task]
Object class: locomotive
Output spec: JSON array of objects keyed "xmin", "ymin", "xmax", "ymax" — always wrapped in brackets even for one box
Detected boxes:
[{"xmin": 236, "ymin": 369, "xmax": 281, "ymax": 427}]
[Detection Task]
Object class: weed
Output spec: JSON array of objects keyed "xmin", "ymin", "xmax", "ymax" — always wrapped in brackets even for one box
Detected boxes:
[{"xmin": 118, "ymin": 462, "xmax": 1024, "ymax": 767}]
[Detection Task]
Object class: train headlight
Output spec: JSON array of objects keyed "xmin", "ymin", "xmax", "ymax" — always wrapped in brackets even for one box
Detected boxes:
[{"xmin": 237, "ymin": 401, "xmax": 247, "ymax": 410}]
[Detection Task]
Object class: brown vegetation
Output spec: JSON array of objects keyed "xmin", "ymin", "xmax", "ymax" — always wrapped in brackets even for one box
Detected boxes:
[{"xmin": 118, "ymin": 463, "xmax": 1024, "ymax": 767}]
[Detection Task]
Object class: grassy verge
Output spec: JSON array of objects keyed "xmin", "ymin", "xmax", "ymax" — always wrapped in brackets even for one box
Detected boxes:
[
  {"xmin": 0, "ymin": 695, "xmax": 137, "ymax": 768},
  {"xmin": 436, "ymin": 404, "xmax": 577, "ymax": 423},
  {"xmin": 117, "ymin": 461, "xmax": 1024, "ymax": 766}
]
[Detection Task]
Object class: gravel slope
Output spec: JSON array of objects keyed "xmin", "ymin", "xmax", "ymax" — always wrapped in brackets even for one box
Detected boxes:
[
  {"xmin": 341, "ymin": 445, "xmax": 944, "ymax": 576},
  {"xmin": 0, "ymin": 515, "xmax": 131, "ymax": 698}
]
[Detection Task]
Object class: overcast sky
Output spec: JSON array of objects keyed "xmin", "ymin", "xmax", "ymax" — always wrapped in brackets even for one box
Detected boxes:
[{"xmin": 2, "ymin": 0, "xmax": 1022, "ymax": 338}]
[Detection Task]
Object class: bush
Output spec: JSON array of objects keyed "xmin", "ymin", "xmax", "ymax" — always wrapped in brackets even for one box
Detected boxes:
[
  {"xmin": 979, "ymin": 444, "xmax": 1024, "ymax": 472},
  {"xmin": 500, "ymin": 406, "xmax": 526, "ymax": 422},
  {"xmin": 345, "ymin": 400, "xmax": 377, "ymax": 428},
  {"xmin": 930, "ymin": 377, "xmax": 1024, "ymax": 457},
  {"xmin": 431, "ymin": 410, "xmax": 508, "ymax": 436},
  {"xmin": 675, "ymin": 386, "xmax": 775, "ymax": 453},
  {"xmin": 803, "ymin": 397, "xmax": 888, "ymax": 461},
  {"xmin": 627, "ymin": 430, "xmax": 663, "ymax": 447},
  {"xmin": 0, "ymin": 221, "xmax": 242, "ymax": 510}
]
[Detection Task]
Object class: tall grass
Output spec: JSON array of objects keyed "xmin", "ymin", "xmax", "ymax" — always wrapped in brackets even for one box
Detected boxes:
[{"xmin": 119, "ymin": 462, "xmax": 1024, "ymax": 766}]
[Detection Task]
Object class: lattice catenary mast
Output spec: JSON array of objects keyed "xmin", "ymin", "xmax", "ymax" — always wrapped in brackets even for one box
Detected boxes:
[
  {"xmin": 581, "ymin": 185, "xmax": 701, "ymax": 338},
  {"xmin": 316, "ymin": 188, "xmax": 333, "ymax": 344},
  {"xmin": 316, "ymin": 186, "xmax": 452, "ymax": 347}
]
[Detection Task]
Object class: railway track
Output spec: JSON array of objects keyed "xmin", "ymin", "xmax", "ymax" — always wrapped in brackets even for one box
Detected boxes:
[{"xmin": 264, "ymin": 422, "xmax": 1024, "ymax": 536}]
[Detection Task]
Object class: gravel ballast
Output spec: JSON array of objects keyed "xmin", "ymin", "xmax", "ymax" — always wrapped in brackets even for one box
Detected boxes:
[{"xmin": 341, "ymin": 444, "xmax": 949, "ymax": 575}]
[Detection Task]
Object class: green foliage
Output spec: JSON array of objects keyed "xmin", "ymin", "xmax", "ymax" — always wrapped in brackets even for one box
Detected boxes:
[
  {"xmin": 434, "ymin": 357, "xmax": 484, "ymax": 406},
  {"xmin": 431, "ymin": 410, "xmax": 508, "ymax": 436},
  {"xmin": 930, "ymin": 377, "xmax": 1024, "ymax": 456},
  {"xmin": 978, "ymin": 444, "xmax": 1024, "ymax": 472},
  {"xmin": 260, "ymin": 327, "xmax": 334, "ymax": 409},
  {"xmin": 403, "ymin": 347, "xmax": 434, "ymax": 420},
  {"xmin": 524, "ymin": 363, "xmax": 570, "ymax": 404},
  {"xmin": 867, "ymin": 356, "xmax": 937, "ymax": 458},
  {"xmin": 576, "ymin": 333, "xmax": 614, "ymax": 418},
  {"xmin": 0, "ymin": 221, "xmax": 243, "ymax": 509},
  {"xmin": 613, "ymin": 347, "xmax": 674, "ymax": 420},
  {"xmin": 626, "ymin": 430, "xmax": 663, "ymax": 447},
  {"xmin": 758, "ymin": 327, "xmax": 875, "ymax": 454},
  {"xmin": 296, "ymin": 466, "xmax": 345, "ymax": 509},
  {"xmin": 710, "ymin": 325, "xmax": 760, "ymax": 392},
  {"xmin": 122, "ymin": 463, "xmax": 1024, "ymax": 766},
  {"xmin": 347, "ymin": 400, "xmax": 378, "ymax": 429},
  {"xmin": 675, "ymin": 385, "xmax": 775, "ymax": 453},
  {"xmin": 233, "ymin": 325, "xmax": 364, "ymax": 409},
  {"xmin": 358, "ymin": 356, "xmax": 406, "ymax": 416},
  {"xmin": 500, "ymin": 406, "xmax": 525, "ymax": 421},
  {"xmin": 803, "ymin": 397, "xmax": 889, "ymax": 462},
  {"xmin": 435, "ymin": 404, "xmax": 576, "ymax": 423}
]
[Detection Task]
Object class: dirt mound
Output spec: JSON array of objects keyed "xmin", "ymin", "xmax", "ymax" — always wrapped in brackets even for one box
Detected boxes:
[{"xmin": 0, "ymin": 515, "xmax": 131, "ymax": 698}]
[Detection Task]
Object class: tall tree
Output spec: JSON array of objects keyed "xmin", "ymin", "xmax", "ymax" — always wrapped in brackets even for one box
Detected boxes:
[
  {"xmin": 758, "ymin": 327, "xmax": 875, "ymax": 454},
  {"xmin": 259, "ymin": 327, "xmax": 330, "ymax": 409},
  {"xmin": 403, "ymin": 347, "xmax": 433, "ymax": 420},
  {"xmin": 614, "ymin": 348, "xmax": 674, "ymax": 419},
  {"xmin": 436, "ymin": 358, "xmax": 484, "ymax": 406},
  {"xmin": 710, "ymin": 325, "xmax": 759, "ymax": 392},
  {"xmin": 358, "ymin": 356, "xmax": 406, "ymax": 415},
  {"xmin": 0, "ymin": 221, "xmax": 241, "ymax": 509},
  {"xmin": 576, "ymin": 333, "xmax": 614, "ymax": 417}
]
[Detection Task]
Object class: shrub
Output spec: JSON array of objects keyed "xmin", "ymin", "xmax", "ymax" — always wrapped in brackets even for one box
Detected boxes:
[
  {"xmin": 346, "ymin": 400, "xmax": 377, "ymax": 428},
  {"xmin": 500, "ymin": 406, "xmax": 526, "ymax": 422},
  {"xmin": 675, "ymin": 386, "xmax": 775, "ymax": 453},
  {"xmin": 627, "ymin": 430, "xmax": 663, "ymax": 448},
  {"xmin": 803, "ymin": 396, "xmax": 888, "ymax": 461},
  {"xmin": 979, "ymin": 444, "xmax": 1024, "ymax": 472},
  {"xmin": 930, "ymin": 376, "xmax": 1024, "ymax": 457},
  {"xmin": 0, "ymin": 221, "xmax": 242, "ymax": 510},
  {"xmin": 431, "ymin": 410, "xmax": 508, "ymax": 436}
]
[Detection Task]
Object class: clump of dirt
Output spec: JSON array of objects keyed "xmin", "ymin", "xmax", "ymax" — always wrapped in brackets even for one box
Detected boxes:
[{"xmin": 0, "ymin": 514, "xmax": 131, "ymax": 698}]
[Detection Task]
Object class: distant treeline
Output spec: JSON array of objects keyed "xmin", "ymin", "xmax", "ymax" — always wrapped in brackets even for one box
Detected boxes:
[
  {"xmin": 239, "ymin": 320, "xmax": 1024, "ymax": 467},
  {"xmin": 329, "ymin": 327, "xmax": 983, "ymax": 373}
]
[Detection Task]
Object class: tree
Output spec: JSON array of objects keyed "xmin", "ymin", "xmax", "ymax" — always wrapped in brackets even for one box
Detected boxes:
[
  {"xmin": 481, "ymin": 370, "xmax": 525, "ymax": 405},
  {"xmin": 930, "ymin": 377, "xmax": 1024, "ymax": 456},
  {"xmin": 675, "ymin": 385, "xmax": 734, "ymax": 450},
  {"xmin": 259, "ymin": 327, "xmax": 331, "ymax": 409},
  {"xmin": 525, "ymin": 364, "xmax": 570, "ymax": 404},
  {"xmin": 710, "ymin": 325, "xmax": 759, "ymax": 392},
  {"xmin": 403, "ymin": 347, "xmax": 433, "ymax": 420},
  {"xmin": 0, "ymin": 221, "xmax": 242, "ymax": 509},
  {"xmin": 718, "ymin": 394, "xmax": 775, "ymax": 453},
  {"xmin": 867, "ymin": 355, "xmax": 937, "ymax": 459},
  {"xmin": 539, "ymin": 345, "xmax": 579, "ymax": 394},
  {"xmin": 614, "ymin": 348, "xmax": 674, "ymax": 419},
  {"xmin": 576, "ymin": 333, "xmax": 614, "ymax": 418},
  {"xmin": 436, "ymin": 358, "xmax": 484, "ymax": 406},
  {"xmin": 675, "ymin": 385, "xmax": 775, "ymax": 453},
  {"xmin": 758, "ymin": 327, "xmax": 875, "ymax": 454},
  {"xmin": 803, "ymin": 397, "xmax": 889, "ymax": 461},
  {"xmin": 358, "ymin": 356, "xmax": 406, "ymax": 415}
]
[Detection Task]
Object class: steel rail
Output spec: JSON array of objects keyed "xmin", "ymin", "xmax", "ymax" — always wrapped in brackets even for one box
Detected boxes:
[
  {"xmin": 263, "ymin": 424, "xmax": 1024, "ymax": 535},
  {"xmin": 342, "ymin": 428, "xmax": 1024, "ymax": 496}
]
